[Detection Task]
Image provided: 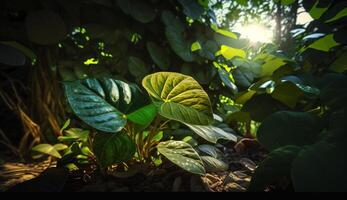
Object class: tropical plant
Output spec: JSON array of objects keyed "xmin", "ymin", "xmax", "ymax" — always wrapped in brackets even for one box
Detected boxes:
[
  {"xmin": 247, "ymin": 0, "xmax": 347, "ymax": 192},
  {"xmin": 33, "ymin": 72, "xmax": 237, "ymax": 175}
]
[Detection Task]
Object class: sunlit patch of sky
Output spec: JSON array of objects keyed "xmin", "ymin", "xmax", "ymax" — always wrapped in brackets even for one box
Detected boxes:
[{"xmin": 212, "ymin": 0, "xmax": 313, "ymax": 44}]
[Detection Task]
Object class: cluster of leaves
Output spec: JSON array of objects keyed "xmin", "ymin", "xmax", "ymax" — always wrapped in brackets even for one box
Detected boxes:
[
  {"xmin": 2, "ymin": 0, "xmax": 347, "ymax": 192},
  {"xmin": 247, "ymin": 0, "xmax": 347, "ymax": 192},
  {"xmin": 34, "ymin": 72, "xmax": 237, "ymax": 175}
]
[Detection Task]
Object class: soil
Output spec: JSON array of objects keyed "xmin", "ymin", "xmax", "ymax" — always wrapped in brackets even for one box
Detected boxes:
[{"xmin": 1, "ymin": 139, "xmax": 268, "ymax": 192}]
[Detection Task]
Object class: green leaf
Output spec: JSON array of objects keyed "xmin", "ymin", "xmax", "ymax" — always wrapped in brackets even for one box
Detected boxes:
[
  {"xmin": 185, "ymin": 124, "xmax": 237, "ymax": 144},
  {"xmin": 211, "ymin": 25, "xmax": 238, "ymax": 39},
  {"xmin": 127, "ymin": 104, "xmax": 158, "ymax": 127},
  {"xmin": 157, "ymin": 141, "xmax": 206, "ymax": 175},
  {"xmin": 272, "ymin": 81, "xmax": 319, "ymax": 108},
  {"xmin": 32, "ymin": 144, "xmax": 63, "ymax": 159},
  {"xmin": 128, "ymin": 56, "xmax": 150, "ymax": 77},
  {"xmin": 325, "ymin": 7, "xmax": 347, "ymax": 23},
  {"xmin": 233, "ymin": 68, "xmax": 254, "ymax": 88},
  {"xmin": 25, "ymin": 10, "xmax": 67, "ymax": 45},
  {"xmin": 218, "ymin": 68, "xmax": 238, "ymax": 95},
  {"xmin": 53, "ymin": 144, "xmax": 68, "ymax": 151},
  {"xmin": 248, "ymin": 145, "xmax": 302, "ymax": 192},
  {"xmin": 279, "ymin": 0, "xmax": 296, "ymax": 6},
  {"xmin": 162, "ymin": 11, "xmax": 193, "ymax": 62},
  {"xmin": 330, "ymin": 51, "xmax": 347, "ymax": 73},
  {"xmin": 177, "ymin": 0, "xmax": 205, "ymax": 20},
  {"xmin": 306, "ymin": 34, "xmax": 339, "ymax": 52},
  {"xmin": 142, "ymin": 72, "xmax": 213, "ymax": 125},
  {"xmin": 117, "ymin": 0, "xmax": 156, "ymax": 23},
  {"xmin": 201, "ymin": 156, "xmax": 229, "ymax": 173},
  {"xmin": 191, "ymin": 41, "xmax": 202, "ymax": 52},
  {"xmin": 0, "ymin": 41, "xmax": 36, "ymax": 65},
  {"xmin": 253, "ymin": 53, "xmax": 287, "ymax": 77},
  {"xmin": 147, "ymin": 42, "xmax": 170, "ymax": 70},
  {"xmin": 197, "ymin": 144, "xmax": 223, "ymax": 159},
  {"xmin": 93, "ymin": 132, "xmax": 136, "ymax": 168},
  {"xmin": 64, "ymin": 78, "xmax": 150, "ymax": 133},
  {"xmin": 60, "ymin": 119, "xmax": 71, "ymax": 133},
  {"xmin": 220, "ymin": 45, "xmax": 246, "ymax": 60},
  {"xmin": 59, "ymin": 128, "xmax": 90, "ymax": 143},
  {"xmin": 292, "ymin": 140, "xmax": 347, "ymax": 192},
  {"xmin": 242, "ymin": 94, "xmax": 284, "ymax": 122},
  {"xmin": 308, "ymin": 0, "xmax": 330, "ymax": 19},
  {"xmin": 0, "ymin": 43, "xmax": 26, "ymax": 66},
  {"xmin": 257, "ymin": 111, "xmax": 322, "ymax": 151}
]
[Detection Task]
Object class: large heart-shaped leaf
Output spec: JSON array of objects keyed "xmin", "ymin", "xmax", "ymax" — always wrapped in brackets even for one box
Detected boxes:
[
  {"xmin": 117, "ymin": 0, "xmax": 156, "ymax": 23},
  {"xmin": 257, "ymin": 111, "xmax": 322, "ymax": 151},
  {"xmin": 157, "ymin": 140, "xmax": 206, "ymax": 175},
  {"xmin": 162, "ymin": 11, "xmax": 194, "ymax": 62},
  {"xmin": 147, "ymin": 42, "xmax": 170, "ymax": 70},
  {"xmin": 248, "ymin": 145, "xmax": 302, "ymax": 192},
  {"xmin": 64, "ymin": 78, "xmax": 151, "ymax": 133},
  {"xmin": 291, "ymin": 138, "xmax": 347, "ymax": 192},
  {"xmin": 128, "ymin": 56, "xmax": 150, "ymax": 78},
  {"xmin": 93, "ymin": 132, "xmax": 136, "ymax": 168},
  {"xmin": 142, "ymin": 72, "xmax": 213, "ymax": 125}
]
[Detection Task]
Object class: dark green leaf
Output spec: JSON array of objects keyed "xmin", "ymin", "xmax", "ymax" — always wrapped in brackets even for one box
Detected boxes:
[
  {"xmin": 248, "ymin": 146, "xmax": 302, "ymax": 192},
  {"xmin": 147, "ymin": 42, "xmax": 170, "ymax": 70},
  {"xmin": 93, "ymin": 132, "xmax": 136, "ymax": 168},
  {"xmin": 257, "ymin": 111, "xmax": 322, "ymax": 151}
]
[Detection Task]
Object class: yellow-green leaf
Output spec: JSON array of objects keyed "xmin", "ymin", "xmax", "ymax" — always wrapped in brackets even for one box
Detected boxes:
[
  {"xmin": 220, "ymin": 45, "xmax": 246, "ymax": 60},
  {"xmin": 142, "ymin": 72, "xmax": 213, "ymax": 125}
]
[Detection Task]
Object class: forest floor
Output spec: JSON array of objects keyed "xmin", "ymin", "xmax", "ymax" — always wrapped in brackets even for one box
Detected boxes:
[{"xmin": 0, "ymin": 139, "xmax": 267, "ymax": 192}]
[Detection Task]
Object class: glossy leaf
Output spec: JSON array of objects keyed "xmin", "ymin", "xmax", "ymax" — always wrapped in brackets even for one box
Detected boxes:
[
  {"xmin": 185, "ymin": 124, "xmax": 238, "ymax": 144},
  {"xmin": 197, "ymin": 144, "xmax": 223, "ymax": 159},
  {"xmin": 93, "ymin": 132, "xmax": 136, "ymax": 168},
  {"xmin": 218, "ymin": 68, "xmax": 238, "ymax": 95},
  {"xmin": 64, "ymin": 78, "xmax": 150, "ymax": 133},
  {"xmin": 157, "ymin": 141, "xmax": 206, "ymax": 175},
  {"xmin": 127, "ymin": 104, "xmax": 157, "ymax": 127},
  {"xmin": 201, "ymin": 156, "xmax": 229, "ymax": 173}
]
